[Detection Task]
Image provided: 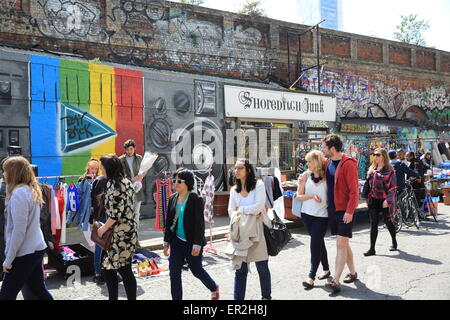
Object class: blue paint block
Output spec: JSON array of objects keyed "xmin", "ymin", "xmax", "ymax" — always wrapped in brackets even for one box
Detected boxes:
[{"xmin": 30, "ymin": 55, "xmax": 62, "ymax": 178}]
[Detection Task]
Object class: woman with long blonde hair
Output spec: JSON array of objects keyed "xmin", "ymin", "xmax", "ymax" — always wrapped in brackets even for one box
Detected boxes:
[
  {"xmin": 0, "ymin": 156, "xmax": 53, "ymax": 300},
  {"xmin": 364, "ymin": 148, "xmax": 397, "ymax": 256},
  {"xmin": 296, "ymin": 150, "xmax": 330, "ymax": 289}
]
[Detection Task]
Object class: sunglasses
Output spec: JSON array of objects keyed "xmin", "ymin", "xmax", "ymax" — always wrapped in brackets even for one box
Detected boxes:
[
  {"xmin": 374, "ymin": 153, "xmax": 382, "ymax": 157},
  {"xmin": 172, "ymin": 179, "xmax": 185, "ymax": 184},
  {"xmin": 234, "ymin": 166, "xmax": 245, "ymax": 171}
]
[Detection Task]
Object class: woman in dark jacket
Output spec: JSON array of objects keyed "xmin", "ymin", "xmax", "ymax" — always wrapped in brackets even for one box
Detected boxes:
[
  {"xmin": 364, "ymin": 148, "xmax": 398, "ymax": 256},
  {"xmin": 163, "ymin": 168, "xmax": 219, "ymax": 300}
]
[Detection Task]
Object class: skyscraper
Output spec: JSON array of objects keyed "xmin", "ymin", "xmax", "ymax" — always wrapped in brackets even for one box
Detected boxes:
[{"xmin": 298, "ymin": 0, "xmax": 343, "ymax": 30}]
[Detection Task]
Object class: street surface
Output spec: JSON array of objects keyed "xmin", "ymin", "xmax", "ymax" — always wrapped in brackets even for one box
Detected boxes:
[{"xmin": 21, "ymin": 204, "xmax": 450, "ymax": 300}]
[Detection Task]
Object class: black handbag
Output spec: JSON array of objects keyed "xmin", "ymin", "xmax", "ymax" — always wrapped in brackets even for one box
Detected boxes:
[
  {"xmin": 263, "ymin": 210, "xmax": 291, "ymax": 256},
  {"xmin": 361, "ymin": 177, "xmax": 371, "ymax": 199}
]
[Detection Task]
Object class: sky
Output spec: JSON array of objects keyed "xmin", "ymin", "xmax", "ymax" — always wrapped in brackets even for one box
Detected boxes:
[{"xmin": 200, "ymin": 0, "xmax": 450, "ymax": 52}]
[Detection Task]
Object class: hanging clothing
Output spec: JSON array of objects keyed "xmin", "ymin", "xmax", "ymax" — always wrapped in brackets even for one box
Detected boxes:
[
  {"xmin": 50, "ymin": 187, "xmax": 61, "ymax": 236},
  {"xmin": 38, "ymin": 184, "xmax": 55, "ymax": 246},
  {"xmin": 155, "ymin": 180, "xmax": 172, "ymax": 231},
  {"xmin": 201, "ymin": 175, "xmax": 215, "ymax": 224},
  {"xmin": 77, "ymin": 179, "xmax": 93, "ymax": 232},
  {"xmin": 66, "ymin": 184, "xmax": 80, "ymax": 213},
  {"xmin": 262, "ymin": 176, "xmax": 275, "ymax": 209},
  {"xmin": 60, "ymin": 183, "xmax": 68, "ymax": 244}
]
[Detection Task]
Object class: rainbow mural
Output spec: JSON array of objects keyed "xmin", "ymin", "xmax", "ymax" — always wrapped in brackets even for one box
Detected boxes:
[{"xmin": 30, "ymin": 56, "xmax": 144, "ymax": 177}]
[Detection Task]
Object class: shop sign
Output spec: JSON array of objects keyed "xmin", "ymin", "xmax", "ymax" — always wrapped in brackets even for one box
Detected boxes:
[
  {"xmin": 307, "ymin": 120, "xmax": 329, "ymax": 128},
  {"xmin": 224, "ymin": 85, "xmax": 336, "ymax": 122},
  {"xmin": 340, "ymin": 123, "xmax": 394, "ymax": 134}
]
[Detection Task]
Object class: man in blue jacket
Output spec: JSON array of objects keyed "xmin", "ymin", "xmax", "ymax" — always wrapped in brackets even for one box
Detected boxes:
[{"xmin": 389, "ymin": 150, "xmax": 418, "ymax": 194}]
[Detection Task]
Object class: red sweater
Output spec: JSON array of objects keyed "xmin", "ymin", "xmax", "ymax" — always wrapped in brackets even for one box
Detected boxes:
[{"xmin": 325, "ymin": 154, "xmax": 359, "ymax": 215}]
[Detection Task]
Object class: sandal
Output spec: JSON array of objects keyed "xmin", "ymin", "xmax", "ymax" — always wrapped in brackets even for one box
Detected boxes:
[
  {"xmin": 317, "ymin": 271, "xmax": 331, "ymax": 280},
  {"xmin": 325, "ymin": 278, "xmax": 341, "ymax": 293},
  {"xmin": 302, "ymin": 279, "xmax": 314, "ymax": 290},
  {"xmin": 343, "ymin": 272, "xmax": 358, "ymax": 284}
]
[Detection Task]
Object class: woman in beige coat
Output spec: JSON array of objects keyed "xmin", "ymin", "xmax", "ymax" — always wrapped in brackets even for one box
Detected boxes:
[{"xmin": 227, "ymin": 159, "xmax": 271, "ymax": 300}]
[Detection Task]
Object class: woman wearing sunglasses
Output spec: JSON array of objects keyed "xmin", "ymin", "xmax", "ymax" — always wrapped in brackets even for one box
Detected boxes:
[
  {"xmin": 364, "ymin": 148, "xmax": 398, "ymax": 256},
  {"xmin": 163, "ymin": 168, "xmax": 219, "ymax": 300}
]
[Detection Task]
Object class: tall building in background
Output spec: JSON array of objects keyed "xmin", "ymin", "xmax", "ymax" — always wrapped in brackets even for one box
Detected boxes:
[{"xmin": 298, "ymin": 0, "xmax": 343, "ymax": 30}]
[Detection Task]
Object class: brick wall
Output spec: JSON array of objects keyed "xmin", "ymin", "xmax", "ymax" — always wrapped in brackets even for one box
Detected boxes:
[
  {"xmin": 0, "ymin": 0, "xmax": 449, "ymax": 90},
  {"xmin": 357, "ymin": 40, "xmax": 383, "ymax": 63}
]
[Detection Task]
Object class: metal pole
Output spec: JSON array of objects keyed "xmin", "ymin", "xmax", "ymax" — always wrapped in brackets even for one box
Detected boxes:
[
  {"xmin": 316, "ymin": 25, "xmax": 321, "ymax": 93},
  {"xmin": 287, "ymin": 32, "xmax": 291, "ymax": 84},
  {"xmin": 298, "ymin": 33, "xmax": 302, "ymax": 89}
]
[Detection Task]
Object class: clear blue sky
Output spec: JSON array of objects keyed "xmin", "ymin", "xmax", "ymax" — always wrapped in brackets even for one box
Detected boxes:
[{"xmin": 201, "ymin": 0, "xmax": 450, "ymax": 52}]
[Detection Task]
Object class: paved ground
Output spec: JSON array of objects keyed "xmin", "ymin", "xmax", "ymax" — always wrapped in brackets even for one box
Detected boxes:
[{"xmin": 21, "ymin": 203, "xmax": 450, "ymax": 300}]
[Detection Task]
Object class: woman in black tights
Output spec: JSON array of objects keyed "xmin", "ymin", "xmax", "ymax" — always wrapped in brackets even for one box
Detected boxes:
[
  {"xmin": 364, "ymin": 148, "xmax": 398, "ymax": 256},
  {"xmin": 97, "ymin": 154, "xmax": 139, "ymax": 300}
]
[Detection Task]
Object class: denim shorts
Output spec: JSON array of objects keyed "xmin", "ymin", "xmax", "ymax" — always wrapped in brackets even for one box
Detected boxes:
[{"xmin": 328, "ymin": 210, "xmax": 353, "ymax": 238}]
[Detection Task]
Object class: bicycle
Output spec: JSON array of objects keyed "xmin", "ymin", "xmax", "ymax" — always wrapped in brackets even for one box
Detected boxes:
[
  {"xmin": 395, "ymin": 179, "xmax": 421, "ymax": 230},
  {"xmin": 415, "ymin": 181, "xmax": 438, "ymax": 223}
]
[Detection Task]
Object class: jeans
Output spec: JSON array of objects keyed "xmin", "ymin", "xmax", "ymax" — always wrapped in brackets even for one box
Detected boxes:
[
  {"xmin": 102, "ymin": 264, "xmax": 137, "ymax": 300},
  {"xmin": 169, "ymin": 237, "xmax": 217, "ymax": 300},
  {"xmin": 301, "ymin": 212, "xmax": 329, "ymax": 279},
  {"xmin": 134, "ymin": 200, "xmax": 142, "ymax": 229},
  {"xmin": 0, "ymin": 249, "xmax": 53, "ymax": 300},
  {"xmin": 94, "ymin": 216, "xmax": 107, "ymax": 275},
  {"xmin": 234, "ymin": 261, "xmax": 271, "ymax": 300}
]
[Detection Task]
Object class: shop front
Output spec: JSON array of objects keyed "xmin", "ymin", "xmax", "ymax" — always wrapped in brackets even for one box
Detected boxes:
[{"xmin": 216, "ymin": 84, "xmax": 337, "ymax": 219}]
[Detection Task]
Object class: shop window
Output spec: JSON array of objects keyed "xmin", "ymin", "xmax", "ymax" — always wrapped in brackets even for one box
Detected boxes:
[
  {"xmin": 0, "ymin": 80, "xmax": 12, "ymax": 105},
  {"xmin": 0, "ymin": 130, "xmax": 3, "ymax": 148},
  {"xmin": 9, "ymin": 130, "xmax": 19, "ymax": 146},
  {"xmin": 239, "ymin": 121, "xmax": 297, "ymax": 178}
]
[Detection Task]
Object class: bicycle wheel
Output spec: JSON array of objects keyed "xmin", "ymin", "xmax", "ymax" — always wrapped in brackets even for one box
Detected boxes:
[
  {"xmin": 393, "ymin": 207, "xmax": 403, "ymax": 233},
  {"xmin": 408, "ymin": 198, "xmax": 420, "ymax": 229}
]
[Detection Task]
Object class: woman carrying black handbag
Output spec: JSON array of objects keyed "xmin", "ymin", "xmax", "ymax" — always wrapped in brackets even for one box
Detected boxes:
[{"xmin": 226, "ymin": 159, "xmax": 272, "ymax": 300}]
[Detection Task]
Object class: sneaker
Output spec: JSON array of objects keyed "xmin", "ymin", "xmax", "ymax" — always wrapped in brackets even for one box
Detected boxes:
[
  {"xmin": 93, "ymin": 275, "xmax": 105, "ymax": 285},
  {"xmin": 211, "ymin": 286, "xmax": 220, "ymax": 300}
]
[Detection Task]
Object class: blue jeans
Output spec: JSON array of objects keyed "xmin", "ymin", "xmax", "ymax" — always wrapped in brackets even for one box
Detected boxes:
[
  {"xmin": 94, "ymin": 216, "xmax": 107, "ymax": 275},
  {"xmin": 234, "ymin": 261, "xmax": 271, "ymax": 300},
  {"xmin": 301, "ymin": 212, "xmax": 330, "ymax": 279},
  {"xmin": 169, "ymin": 237, "xmax": 217, "ymax": 300},
  {"xmin": 0, "ymin": 249, "xmax": 53, "ymax": 300}
]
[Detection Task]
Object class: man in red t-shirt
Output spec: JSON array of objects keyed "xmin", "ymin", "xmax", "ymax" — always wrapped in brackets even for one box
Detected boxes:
[{"xmin": 322, "ymin": 134, "xmax": 359, "ymax": 294}]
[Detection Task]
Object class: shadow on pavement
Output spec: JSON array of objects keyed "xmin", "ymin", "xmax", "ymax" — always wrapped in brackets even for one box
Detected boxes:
[
  {"xmin": 325, "ymin": 279, "xmax": 403, "ymax": 300},
  {"xmin": 376, "ymin": 249, "xmax": 442, "ymax": 265}
]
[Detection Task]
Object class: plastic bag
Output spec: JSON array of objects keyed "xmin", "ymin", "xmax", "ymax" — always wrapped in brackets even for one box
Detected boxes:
[{"xmin": 138, "ymin": 152, "xmax": 158, "ymax": 175}]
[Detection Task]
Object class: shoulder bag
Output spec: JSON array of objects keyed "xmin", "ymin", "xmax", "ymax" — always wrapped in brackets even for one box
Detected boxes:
[
  {"xmin": 263, "ymin": 210, "xmax": 292, "ymax": 257},
  {"xmin": 91, "ymin": 221, "xmax": 115, "ymax": 251}
]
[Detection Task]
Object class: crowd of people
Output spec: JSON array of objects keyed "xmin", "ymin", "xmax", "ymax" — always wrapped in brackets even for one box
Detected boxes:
[{"xmin": 0, "ymin": 134, "xmax": 435, "ymax": 300}]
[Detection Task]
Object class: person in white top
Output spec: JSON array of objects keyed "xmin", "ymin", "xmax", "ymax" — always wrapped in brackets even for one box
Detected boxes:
[
  {"xmin": 228, "ymin": 159, "xmax": 271, "ymax": 300},
  {"xmin": 296, "ymin": 150, "xmax": 330, "ymax": 290}
]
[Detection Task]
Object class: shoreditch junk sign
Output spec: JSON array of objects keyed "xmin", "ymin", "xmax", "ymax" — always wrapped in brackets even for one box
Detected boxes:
[{"xmin": 224, "ymin": 85, "xmax": 337, "ymax": 122}]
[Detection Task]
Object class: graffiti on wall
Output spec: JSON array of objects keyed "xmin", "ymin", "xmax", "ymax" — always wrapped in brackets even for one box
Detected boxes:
[
  {"xmin": 30, "ymin": 55, "xmax": 143, "ymax": 176},
  {"xmin": 301, "ymin": 67, "xmax": 450, "ymax": 119},
  {"xmin": 26, "ymin": 0, "xmax": 272, "ymax": 77}
]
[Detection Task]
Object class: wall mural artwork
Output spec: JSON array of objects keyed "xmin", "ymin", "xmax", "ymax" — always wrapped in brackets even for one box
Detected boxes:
[
  {"xmin": 30, "ymin": 55, "xmax": 143, "ymax": 177},
  {"xmin": 27, "ymin": 0, "xmax": 272, "ymax": 77},
  {"xmin": 301, "ymin": 67, "xmax": 450, "ymax": 120}
]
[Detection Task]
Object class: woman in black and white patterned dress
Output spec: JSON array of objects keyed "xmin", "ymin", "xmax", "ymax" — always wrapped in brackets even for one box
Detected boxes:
[{"xmin": 97, "ymin": 154, "xmax": 139, "ymax": 300}]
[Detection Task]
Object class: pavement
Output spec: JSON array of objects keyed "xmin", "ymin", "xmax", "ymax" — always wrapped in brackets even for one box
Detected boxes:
[{"xmin": 30, "ymin": 201, "xmax": 450, "ymax": 300}]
